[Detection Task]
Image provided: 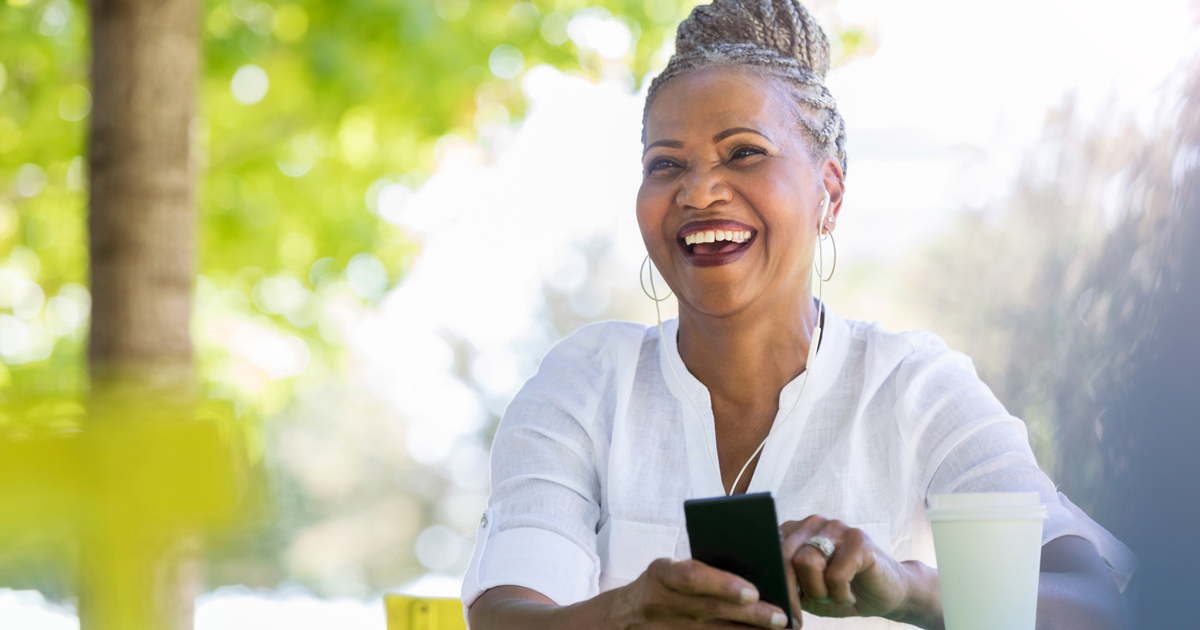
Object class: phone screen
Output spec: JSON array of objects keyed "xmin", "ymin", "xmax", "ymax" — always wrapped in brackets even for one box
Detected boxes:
[{"xmin": 684, "ymin": 492, "xmax": 794, "ymax": 628}]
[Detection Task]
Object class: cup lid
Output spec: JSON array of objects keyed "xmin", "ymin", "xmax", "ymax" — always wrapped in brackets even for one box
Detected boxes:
[
  {"xmin": 930, "ymin": 492, "xmax": 1041, "ymax": 510},
  {"xmin": 927, "ymin": 492, "xmax": 1048, "ymax": 521}
]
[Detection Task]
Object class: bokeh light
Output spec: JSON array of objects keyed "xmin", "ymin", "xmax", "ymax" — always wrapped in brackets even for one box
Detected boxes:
[
  {"xmin": 230, "ymin": 64, "xmax": 269, "ymax": 105},
  {"xmin": 488, "ymin": 44, "xmax": 525, "ymax": 80},
  {"xmin": 57, "ymin": 85, "xmax": 90, "ymax": 122}
]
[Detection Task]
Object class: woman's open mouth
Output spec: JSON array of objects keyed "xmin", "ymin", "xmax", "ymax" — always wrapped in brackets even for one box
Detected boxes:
[{"xmin": 676, "ymin": 220, "xmax": 757, "ymax": 267}]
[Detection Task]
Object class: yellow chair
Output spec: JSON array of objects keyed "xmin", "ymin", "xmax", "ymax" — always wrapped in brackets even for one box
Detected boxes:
[{"xmin": 385, "ymin": 595, "xmax": 468, "ymax": 630}]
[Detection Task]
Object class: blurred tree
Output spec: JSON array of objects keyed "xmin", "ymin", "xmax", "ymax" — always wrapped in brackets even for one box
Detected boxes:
[
  {"xmin": 910, "ymin": 64, "xmax": 1200, "ymax": 627},
  {"xmin": 0, "ymin": 0, "xmax": 701, "ymax": 603},
  {"xmin": 0, "ymin": 0, "xmax": 689, "ymax": 378},
  {"xmin": 911, "ymin": 92, "xmax": 1179, "ymax": 517},
  {"xmin": 1106, "ymin": 71, "xmax": 1200, "ymax": 629},
  {"xmin": 88, "ymin": 0, "xmax": 199, "ymax": 388},
  {"xmin": 0, "ymin": 0, "xmax": 698, "ymax": 405},
  {"xmin": 88, "ymin": 0, "xmax": 205, "ymax": 627}
]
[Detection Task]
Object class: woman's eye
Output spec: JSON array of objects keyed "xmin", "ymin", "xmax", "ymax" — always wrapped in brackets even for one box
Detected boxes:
[
  {"xmin": 646, "ymin": 158, "xmax": 680, "ymax": 174},
  {"xmin": 729, "ymin": 146, "xmax": 766, "ymax": 160}
]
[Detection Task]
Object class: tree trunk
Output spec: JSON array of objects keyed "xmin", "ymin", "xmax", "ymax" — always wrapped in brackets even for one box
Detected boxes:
[
  {"xmin": 86, "ymin": 0, "xmax": 202, "ymax": 628},
  {"xmin": 88, "ymin": 0, "xmax": 198, "ymax": 388}
]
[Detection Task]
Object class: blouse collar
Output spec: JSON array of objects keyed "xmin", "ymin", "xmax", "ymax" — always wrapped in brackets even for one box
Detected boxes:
[{"xmin": 656, "ymin": 305, "xmax": 852, "ymax": 498}]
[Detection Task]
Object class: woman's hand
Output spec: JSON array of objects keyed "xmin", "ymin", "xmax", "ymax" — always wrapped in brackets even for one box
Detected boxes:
[
  {"xmin": 781, "ymin": 516, "xmax": 942, "ymax": 628},
  {"xmin": 610, "ymin": 557, "xmax": 792, "ymax": 629}
]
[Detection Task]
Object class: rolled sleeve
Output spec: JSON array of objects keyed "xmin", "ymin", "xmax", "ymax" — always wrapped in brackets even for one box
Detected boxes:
[
  {"xmin": 462, "ymin": 524, "xmax": 600, "ymax": 608},
  {"xmin": 461, "ymin": 324, "xmax": 629, "ymax": 620}
]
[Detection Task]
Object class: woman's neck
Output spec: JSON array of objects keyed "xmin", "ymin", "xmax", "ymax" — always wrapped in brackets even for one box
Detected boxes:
[{"xmin": 675, "ymin": 292, "xmax": 820, "ymax": 407}]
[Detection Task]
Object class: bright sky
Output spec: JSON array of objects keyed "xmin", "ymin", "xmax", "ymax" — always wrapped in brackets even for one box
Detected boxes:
[
  {"xmin": 8, "ymin": 0, "xmax": 1197, "ymax": 627},
  {"xmin": 826, "ymin": 0, "xmax": 1197, "ymax": 261}
]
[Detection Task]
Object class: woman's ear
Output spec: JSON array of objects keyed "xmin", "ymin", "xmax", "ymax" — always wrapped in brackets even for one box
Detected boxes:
[{"xmin": 821, "ymin": 157, "xmax": 846, "ymax": 231}]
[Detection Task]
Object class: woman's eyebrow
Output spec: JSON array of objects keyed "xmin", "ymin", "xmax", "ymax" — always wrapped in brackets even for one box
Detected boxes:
[
  {"xmin": 642, "ymin": 127, "xmax": 770, "ymax": 156},
  {"xmin": 713, "ymin": 126, "xmax": 772, "ymax": 143},
  {"xmin": 643, "ymin": 138, "xmax": 684, "ymax": 155}
]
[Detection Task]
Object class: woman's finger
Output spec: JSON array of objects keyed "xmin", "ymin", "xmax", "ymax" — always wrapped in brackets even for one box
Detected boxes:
[
  {"xmin": 641, "ymin": 561, "xmax": 789, "ymax": 628},
  {"xmin": 781, "ymin": 515, "xmax": 827, "ymax": 619},
  {"xmin": 780, "ymin": 516, "xmax": 826, "ymax": 546},
  {"xmin": 793, "ymin": 543, "xmax": 831, "ymax": 602},
  {"xmin": 659, "ymin": 589, "xmax": 790, "ymax": 628},
  {"xmin": 780, "ymin": 515, "xmax": 829, "ymax": 564},
  {"xmin": 790, "ymin": 519, "xmax": 849, "ymax": 604},
  {"xmin": 822, "ymin": 527, "xmax": 865, "ymax": 606},
  {"xmin": 781, "ymin": 516, "xmax": 828, "ymax": 605},
  {"xmin": 652, "ymin": 558, "xmax": 757, "ymax": 603}
]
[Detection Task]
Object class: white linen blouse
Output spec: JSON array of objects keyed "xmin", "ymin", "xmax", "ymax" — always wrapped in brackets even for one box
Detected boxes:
[{"xmin": 461, "ymin": 308, "xmax": 1134, "ymax": 629}]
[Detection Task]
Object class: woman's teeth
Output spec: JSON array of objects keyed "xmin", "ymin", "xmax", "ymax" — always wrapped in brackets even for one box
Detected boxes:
[{"xmin": 683, "ymin": 230, "xmax": 752, "ymax": 246}]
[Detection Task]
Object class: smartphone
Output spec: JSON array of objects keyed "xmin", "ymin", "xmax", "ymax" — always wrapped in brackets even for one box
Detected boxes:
[{"xmin": 684, "ymin": 492, "xmax": 794, "ymax": 628}]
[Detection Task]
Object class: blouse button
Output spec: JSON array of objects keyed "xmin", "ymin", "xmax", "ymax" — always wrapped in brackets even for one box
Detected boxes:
[{"xmin": 480, "ymin": 513, "xmax": 489, "ymax": 527}]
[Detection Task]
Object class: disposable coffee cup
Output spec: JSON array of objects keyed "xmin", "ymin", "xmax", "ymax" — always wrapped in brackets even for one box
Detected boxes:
[{"xmin": 927, "ymin": 492, "xmax": 1048, "ymax": 630}]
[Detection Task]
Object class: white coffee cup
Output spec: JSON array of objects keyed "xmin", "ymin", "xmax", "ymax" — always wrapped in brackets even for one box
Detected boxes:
[{"xmin": 927, "ymin": 492, "xmax": 1048, "ymax": 630}]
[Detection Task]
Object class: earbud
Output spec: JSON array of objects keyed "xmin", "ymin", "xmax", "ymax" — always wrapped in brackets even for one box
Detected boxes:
[
  {"xmin": 818, "ymin": 189, "xmax": 831, "ymax": 234},
  {"xmin": 809, "ymin": 189, "xmax": 829, "ymax": 370}
]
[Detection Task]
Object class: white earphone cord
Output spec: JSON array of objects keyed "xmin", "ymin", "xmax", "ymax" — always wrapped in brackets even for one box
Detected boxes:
[{"xmin": 647, "ymin": 191, "xmax": 830, "ymax": 496}]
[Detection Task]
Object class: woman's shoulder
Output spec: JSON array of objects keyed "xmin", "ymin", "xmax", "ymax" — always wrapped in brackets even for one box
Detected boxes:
[
  {"xmin": 543, "ymin": 320, "xmax": 654, "ymax": 366},
  {"xmin": 524, "ymin": 320, "xmax": 653, "ymax": 392},
  {"xmin": 840, "ymin": 316, "xmax": 995, "ymax": 422},
  {"xmin": 506, "ymin": 320, "xmax": 652, "ymax": 427},
  {"xmin": 839, "ymin": 316, "xmax": 977, "ymax": 386},
  {"xmin": 554, "ymin": 319, "xmax": 654, "ymax": 349},
  {"xmin": 843, "ymin": 316, "xmax": 951, "ymax": 359}
]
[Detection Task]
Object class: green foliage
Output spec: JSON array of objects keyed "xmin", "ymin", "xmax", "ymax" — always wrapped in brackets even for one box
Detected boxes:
[
  {"xmin": 0, "ymin": 0, "xmax": 91, "ymax": 391},
  {"xmin": 197, "ymin": 0, "xmax": 679, "ymax": 276},
  {"xmin": 0, "ymin": 0, "xmax": 689, "ymax": 403},
  {"xmin": 0, "ymin": 0, "xmax": 693, "ymax": 597}
]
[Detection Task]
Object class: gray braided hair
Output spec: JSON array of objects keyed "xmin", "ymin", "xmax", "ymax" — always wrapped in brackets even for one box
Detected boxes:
[{"xmin": 643, "ymin": 0, "xmax": 848, "ymax": 175}]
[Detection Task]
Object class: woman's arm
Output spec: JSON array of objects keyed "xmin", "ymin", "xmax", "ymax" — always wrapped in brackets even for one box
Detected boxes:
[
  {"xmin": 1035, "ymin": 535, "xmax": 1125, "ymax": 629},
  {"xmin": 469, "ymin": 585, "xmax": 617, "ymax": 630},
  {"xmin": 895, "ymin": 535, "xmax": 1124, "ymax": 630},
  {"xmin": 469, "ymin": 558, "xmax": 792, "ymax": 630},
  {"xmin": 780, "ymin": 517, "xmax": 1123, "ymax": 630}
]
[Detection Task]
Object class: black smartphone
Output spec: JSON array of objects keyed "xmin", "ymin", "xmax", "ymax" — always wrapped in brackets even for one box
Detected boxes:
[{"xmin": 684, "ymin": 492, "xmax": 794, "ymax": 628}]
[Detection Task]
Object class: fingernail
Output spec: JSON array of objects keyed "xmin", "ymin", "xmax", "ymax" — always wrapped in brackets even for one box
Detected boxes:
[
  {"xmin": 740, "ymin": 586, "xmax": 759, "ymax": 603},
  {"xmin": 814, "ymin": 598, "xmax": 832, "ymax": 605},
  {"xmin": 843, "ymin": 597, "xmax": 856, "ymax": 606},
  {"xmin": 792, "ymin": 616, "xmax": 802, "ymax": 628},
  {"xmin": 771, "ymin": 612, "xmax": 787, "ymax": 628}
]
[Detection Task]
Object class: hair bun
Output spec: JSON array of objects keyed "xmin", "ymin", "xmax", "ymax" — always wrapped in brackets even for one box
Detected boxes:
[
  {"xmin": 645, "ymin": 0, "xmax": 847, "ymax": 175},
  {"xmin": 676, "ymin": 0, "xmax": 832, "ymax": 79}
]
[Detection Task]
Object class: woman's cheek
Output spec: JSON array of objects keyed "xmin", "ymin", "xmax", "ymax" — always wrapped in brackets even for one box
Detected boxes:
[{"xmin": 635, "ymin": 185, "xmax": 672, "ymax": 248}]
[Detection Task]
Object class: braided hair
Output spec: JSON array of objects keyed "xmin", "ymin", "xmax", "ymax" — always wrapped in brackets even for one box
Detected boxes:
[{"xmin": 643, "ymin": 0, "xmax": 848, "ymax": 175}]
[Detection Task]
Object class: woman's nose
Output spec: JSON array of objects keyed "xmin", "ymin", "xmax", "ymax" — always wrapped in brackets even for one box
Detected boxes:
[{"xmin": 676, "ymin": 165, "xmax": 733, "ymax": 211}]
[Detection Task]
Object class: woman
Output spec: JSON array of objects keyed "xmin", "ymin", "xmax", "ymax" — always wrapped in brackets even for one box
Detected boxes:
[{"xmin": 462, "ymin": 1, "xmax": 1132, "ymax": 627}]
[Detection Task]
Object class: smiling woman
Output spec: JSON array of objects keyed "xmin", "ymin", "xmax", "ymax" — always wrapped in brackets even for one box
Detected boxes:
[{"xmin": 461, "ymin": 1, "xmax": 1131, "ymax": 629}]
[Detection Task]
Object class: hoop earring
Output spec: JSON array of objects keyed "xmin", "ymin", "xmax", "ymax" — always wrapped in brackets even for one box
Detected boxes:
[
  {"xmin": 818, "ymin": 229, "xmax": 837, "ymax": 282},
  {"xmin": 640, "ymin": 255, "xmax": 672, "ymax": 302}
]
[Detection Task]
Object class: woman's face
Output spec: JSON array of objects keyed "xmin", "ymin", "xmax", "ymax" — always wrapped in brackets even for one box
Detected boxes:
[{"xmin": 638, "ymin": 66, "xmax": 843, "ymax": 320}]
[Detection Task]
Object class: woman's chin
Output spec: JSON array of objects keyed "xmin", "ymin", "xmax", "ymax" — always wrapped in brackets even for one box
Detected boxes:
[
  {"xmin": 668, "ymin": 258, "xmax": 767, "ymax": 319},
  {"xmin": 678, "ymin": 290, "xmax": 756, "ymax": 320}
]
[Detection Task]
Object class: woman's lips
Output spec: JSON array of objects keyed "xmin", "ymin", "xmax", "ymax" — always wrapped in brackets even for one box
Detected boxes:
[{"xmin": 676, "ymin": 219, "xmax": 757, "ymax": 268}]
